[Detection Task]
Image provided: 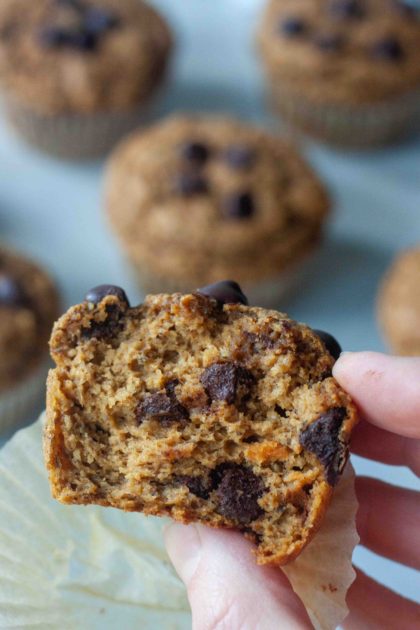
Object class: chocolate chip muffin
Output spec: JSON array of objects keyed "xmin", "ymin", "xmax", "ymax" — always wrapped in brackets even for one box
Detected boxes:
[
  {"xmin": 44, "ymin": 281, "xmax": 357, "ymax": 565},
  {"xmin": 377, "ymin": 247, "xmax": 420, "ymax": 355},
  {"xmin": 258, "ymin": 0, "xmax": 420, "ymax": 146},
  {"xmin": 0, "ymin": 0, "xmax": 172, "ymax": 158},
  {"xmin": 0, "ymin": 246, "xmax": 59, "ymax": 433},
  {"xmin": 105, "ymin": 114, "xmax": 330, "ymax": 306}
]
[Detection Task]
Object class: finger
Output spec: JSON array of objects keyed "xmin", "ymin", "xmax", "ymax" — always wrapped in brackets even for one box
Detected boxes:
[
  {"xmin": 333, "ymin": 352, "xmax": 420, "ymax": 438},
  {"xmin": 351, "ymin": 421, "xmax": 420, "ymax": 476},
  {"xmin": 343, "ymin": 569, "xmax": 420, "ymax": 630},
  {"xmin": 356, "ymin": 477, "xmax": 420, "ymax": 570},
  {"xmin": 164, "ymin": 523, "xmax": 311, "ymax": 630}
]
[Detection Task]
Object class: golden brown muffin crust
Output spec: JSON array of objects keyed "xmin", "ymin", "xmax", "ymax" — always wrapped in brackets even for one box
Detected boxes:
[
  {"xmin": 0, "ymin": 247, "xmax": 59, "ymax": 390},
  {"xmin": 258, "ymin": 0, "xmax": 420, "ymax": 104},
  {"xmin": 106, "ymin": 115, "xmax": 329, "ymax": 287},
  {"xmin": 0, "ymin": 0, "xmax": 172, "ymax": 114}
]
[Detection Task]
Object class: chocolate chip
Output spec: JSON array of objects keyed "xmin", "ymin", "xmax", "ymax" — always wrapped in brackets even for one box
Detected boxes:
[
  {"xmin": 215, "ymin": 464, "xmax": 264, "ymax": 525},
  {"xmin": 314, "ymin": 33, "xmax": 344, "ymax": 52},
  {"xmin": 0, "ymin": 275, "xmax": 30, "ymax": 308},
  {"xmin": 180, "ymin": 142, "xmax": 210, "ymax": 165},
  {"xmin": 371, "ymin": 37, "xmax": 404, "ymax": 61},
  {"xmin": 329, "ymin": 0, "xmax": 365, "ymax": 18},
  {"xmin": 201, "ymin": 362, "xmax": 254, "ymax": 405},
  {"xmin": 136, "ymin": 387, "xmax": 189, "ymax": 427},
  {"xmin": 223, "ymin": 145, "xmax": 256, "ymax": 169},
  {"xmin": 275, "ymin": 404, "xmax": 287, "ymax": 418},
  {"xmin": 40, "ymin": 25, "xmax": 97, "ymax": 51},
  {"xmin": 81, "ymin": 303, "xmax": 125, "ymax": 341},
  {"xmin": 223, "ymin": 192, "xmax": 255, "ymax": 220},
  {"xmin": 299, "ymin": 407, "xmax": 348, "ymax": 485},
  {"xmin": 175, "ymin": 173, "xmax": 208, "ymax": 196},
  {"xmin": 55, "ymin": 0, "xmax": 85, "ymax": 10},
  {"xmin": 179, "ymin": 475, "xmax": 211, "ymax": 500},
  {"xmin": 84, "ymin": 8, "xmax": 120, "ymax": 34},
  {"xmin": 197, "ymin": 280, "xmax": 248, "ymax": 305},
  {"xmin": 85, "ymin": 284, "xmax": 129, "ymax": 306},
  {"xmin": 279, "ymin": 17, "xmax": 307, "ymax": 37},
  {"xmin": 313, "ymin": 330, "xmax": 342, "ymax": 360}
]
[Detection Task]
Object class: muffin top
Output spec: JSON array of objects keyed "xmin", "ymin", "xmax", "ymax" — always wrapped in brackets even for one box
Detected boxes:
[
  {"xmin": 378, "ymin": 247, "xmax": 420, "ymax": 356},
  {"xmin": 258, "ymin": 0, "xmax": 420, "ymax": 103},
  {"xmin": 0, "ymin": 247, "xmax": 59, "ymax": 390},
  {"xmin": 0, "ymin": 0, "xmax": 172, "ymax": 115},
  {"xmin": 106, "ymin": 115, "xmax": 329, "ymax": 286}
]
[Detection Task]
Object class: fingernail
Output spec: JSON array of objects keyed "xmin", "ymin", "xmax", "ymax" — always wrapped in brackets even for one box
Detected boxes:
[{"xmin": 164, "ymin": 522, "xmax": 202, "ymax": 585}]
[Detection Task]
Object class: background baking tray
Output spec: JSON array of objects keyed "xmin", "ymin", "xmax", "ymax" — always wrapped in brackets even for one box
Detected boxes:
[{"xmin": 0, "ymin": 0, "xmax": 418, "ymax": 604}]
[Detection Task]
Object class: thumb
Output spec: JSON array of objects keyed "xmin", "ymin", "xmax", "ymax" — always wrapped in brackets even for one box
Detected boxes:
[{"xmin": 164, "ymin": 523, "xmax": 311, "ymax": 630}]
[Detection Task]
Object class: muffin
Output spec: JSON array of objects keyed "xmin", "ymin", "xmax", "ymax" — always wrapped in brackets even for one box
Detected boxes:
[
  {"xmin": 0, "ymin": 0, "xmax": 172, "ymax": 158},
  {"xmin": 258, "ymin": 0, "xmax": 420, "ymax": 147},
  {"xmin": 44, "ymin": 282, "xmax": 357, "ymax": 565},
  {"xmin": 0, "ymin": 247, "xmax": 59, "ymax": 434},
  {"xmin": 105, "ymin": 115, "xmax": 330, "ymax": 306},
  {"xmin": 377, "ymin": 247, "xmax": 420, "ymax": 356}
]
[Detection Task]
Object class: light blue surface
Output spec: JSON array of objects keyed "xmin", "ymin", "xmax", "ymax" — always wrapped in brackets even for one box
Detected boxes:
[{"xmin": 0, "ymin": 0, "xmax": 419, "ymax": 607}]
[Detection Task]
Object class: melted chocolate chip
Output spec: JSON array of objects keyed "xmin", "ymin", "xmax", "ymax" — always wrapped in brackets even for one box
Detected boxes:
[
  {"xmin": 197, "ymin": 280, "xmax": 248, "ymax": 305},
  {"xmin": 313, "ymin": 329, "xmax": 342, "ymax": 361},
  {"xmin": 215, "ymin": 464, "xmax": 264, "ymax": 525},
  {"xmin": 0, "ymin": 275, "xmax": 30, "ymax": 308},
  {"xmin": 223, "ymin": 192, "xmax": 255, "ymax": 220},
  {"xmin": 299, "ymin": 407, "xmax": 348, "ymax": 485},
  {"xmin": 81, "ymin": 303, "xmax": 125, "ymax": 341},
  {"xmin": 314, "ymin": 33, "xmax": 344, "ymax": 52},
  {"xmin": 180, "ymin": 142, "xmax": 210, "ymax": 165},
  {"xmin": 223, "ymin": 145, "xmax": 256, "ymax": 169},
  {"xmin": 201, "ymin": 362, "xmax": 254, "ymax": 405},
  {"xmin": 175, "ymin": 173, "xmax": 208, "ymax": 196},
  {"xmin": 280, "ymin": 17, "xmax": 307, "ymax": 37},
  {"xmin": 136, "ymin": 385, "xmax": 189, "ymax": 427},
  {"xmin": 179, "ymin": 475, "xmax": 211, "ymax": 500},
  {"xmin": 85, "ymin": 284, "xmax": 129, "ymax": 306},
  {"xmin": 329, "ymin": 0, "xmax": 365, "ymax": 18},
  {"xmin": 371, "ymin": 37, "xmax": 404, "ymax": 61}
]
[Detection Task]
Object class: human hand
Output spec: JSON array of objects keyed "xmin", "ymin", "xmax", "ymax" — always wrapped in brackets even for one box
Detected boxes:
[{"xmin": 164, "ymin": 352, "xmax": 420, "ymax": 630}]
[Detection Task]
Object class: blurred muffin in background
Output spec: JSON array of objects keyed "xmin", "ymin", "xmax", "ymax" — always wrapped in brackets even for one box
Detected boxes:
[
  {"xmin": 0, "ymin": 0, "xmax": 172, "ymax": 159},
  {"xmin": 378, "ymin": 247, "xmax": 420, "ymax": 356},
  {"xmin": 0, "ymin": 247, "xmax": 59, "ymax": 434},
  {"xmin": 257, "ymin": 0, "xmax": 420, "ymax": 147},
  {"xmin": 105, "ymin": 114, "xmax": 330, "ymax": 306}
]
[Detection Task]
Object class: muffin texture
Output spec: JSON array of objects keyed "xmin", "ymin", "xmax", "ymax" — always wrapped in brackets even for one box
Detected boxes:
[
  {"xmin": 378, "ymin": 247, "xmax": 420, "ymax": 356},
  {"xmin": 106, "ymin": 115, "xmax": 329, "ymax": 303},
  {"xmin": 258, "ymin": 0, "xmax": 420, "ymax": 146},
  {"xmin": 0, "ymin": 0, "xmax": 172, "ymax": 157},
  {"xmin": 0, "ymin": 247, "xmax": 59, "ymax": 432},
  {"xmin": 44, "ymin": 283, "xmax": 357, "ymax": 565}
]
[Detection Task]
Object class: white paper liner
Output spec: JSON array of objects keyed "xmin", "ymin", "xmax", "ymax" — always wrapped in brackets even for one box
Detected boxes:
[
  {"xmin": 0, "ymin": 359, "xmax": 49, "ymax": 436},
  {"xmin": 268, "ymin": 82, "xmax": 420, "ymax": 147},
  {"xmin": 0, "ymin": 417, "xmax": 357, "ymax": 629},
  {"xmin": 0, "ymin": 417, "xmax": 190, "ymax": 629},
  {"xmin": 282, "ymin": 463, "xmax": 359, "ymax": 630},
  {"xmin": 0, "ymin": 94, "xmax": 157, "ymax": 160}
]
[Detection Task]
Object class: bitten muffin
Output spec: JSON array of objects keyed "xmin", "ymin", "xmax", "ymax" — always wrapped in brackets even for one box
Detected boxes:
[
  {"xmin": 0, "ymin": 0, "xmax": 172, "ymax": 158},
  {"xmin": 105, "ymin": 114, "xmax": 330, "ymax": 305},
  {"xmin": 258, "ymin": 0, "xmax": 420, "ymax": 147},
  {"xmin": 44, "ymin": 282, "xmax": 357, "ymax": 565},
  {"xmin": 0, "ymin": 247, "xmax": 59, "ymax": 432},
  {"xmin": 377, "ymin": 247, "xmax": 420, "ymax": 355}
]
